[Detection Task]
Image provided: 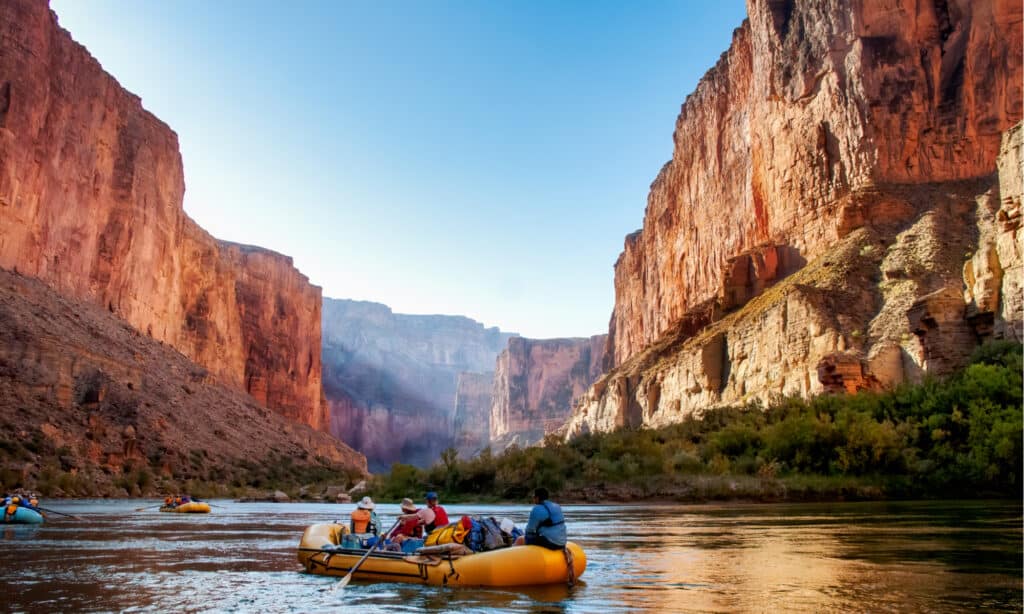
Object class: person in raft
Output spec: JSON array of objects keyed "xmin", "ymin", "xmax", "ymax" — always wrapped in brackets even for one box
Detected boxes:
[
  {"xmin": 424, "ymin": 491, "xmax": 448, "ymax": 533},
  {"xmin": 350, "ymin": 496, "xmax": 379, "ymax": 535},
  {"xmin": 514, "ymin": 487, "xmax": 566, "ymax": 550},
  {"xmin": 393, "ymin": 497, "xmax": 434, "ymax": 544}
]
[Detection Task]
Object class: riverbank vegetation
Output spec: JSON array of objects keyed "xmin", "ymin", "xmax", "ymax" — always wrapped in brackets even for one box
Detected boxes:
[{"xmin": 370, "ymin": 342, "xmax": 1022, "ymax": 503}]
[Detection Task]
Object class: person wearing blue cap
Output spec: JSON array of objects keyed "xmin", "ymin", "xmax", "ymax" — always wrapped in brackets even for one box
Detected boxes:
[{"xmin": 424, "ymin": 491, "xmax": 448, "ymax": 533}]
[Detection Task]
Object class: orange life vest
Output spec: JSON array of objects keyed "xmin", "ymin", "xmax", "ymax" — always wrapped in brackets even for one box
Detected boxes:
[{"xmin": 350, "ymin": 509, "xmax": 372, "ymax": 533}]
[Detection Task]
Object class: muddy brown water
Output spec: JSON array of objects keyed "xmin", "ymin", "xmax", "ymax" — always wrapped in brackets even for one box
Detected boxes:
[{"xmin": 0, "ymin": 499, "xmax": 1019, "ymax": 612}]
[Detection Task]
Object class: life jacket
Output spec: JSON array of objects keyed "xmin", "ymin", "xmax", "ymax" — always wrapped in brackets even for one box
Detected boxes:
[
  {"xmin": 426, "ymin": 504, "xmax": 449, "ymax": 532},
  {"xmin": 397, "ymin": 516, "xmax": 422, "ymax": 538},
  {"xmin": 424, "ymin": 518, "xmax": 470, "ymax": 547},
  {"xmin": 350, "ymin": 509, "xmax": 372, "ymax": 534},
  {"xmin": 5, "ymin": 504, "xmax": 16, "ymax": 517},
  {"xmin": 539, "ymin": 501, "xmax": 565, "ymax": 528},
  {"xmin": 164, "ymin": 497, "xmax": 172, "ymax": 505}
]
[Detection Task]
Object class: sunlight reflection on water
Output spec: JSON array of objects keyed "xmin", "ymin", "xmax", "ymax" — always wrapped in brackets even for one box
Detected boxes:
[{"xmin": 0, "ymin": 499, "xmax": 1019, "ymax": 612}]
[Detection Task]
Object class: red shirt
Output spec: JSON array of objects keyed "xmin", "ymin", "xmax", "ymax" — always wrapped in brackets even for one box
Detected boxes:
[{"xmin": 429, "ymin": 504, "xmax": 449, "ymax": 527}]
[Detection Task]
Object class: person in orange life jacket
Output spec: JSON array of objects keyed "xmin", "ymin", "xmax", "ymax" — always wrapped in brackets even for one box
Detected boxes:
[
  {"xmin": 393, "ymin": 498, "xmax": 434, "ymax": 544},
  {"xmin": 350, "ymin": 496, "xmax": 379, "ymax": 535},
  {"xmin": 513, "ymin": 487, "xmax": 566, "ymax": 550},
  {"xmin": 424, "ymin": 492, "xmax": 448, "ymax": 532}
]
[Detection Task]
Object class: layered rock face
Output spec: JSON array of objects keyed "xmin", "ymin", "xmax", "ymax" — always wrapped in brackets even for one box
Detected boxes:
[
  {"xmin": 0, "ymin": 0, "xmax": 326, "ymax": 430},
  {"xmin": 0, "ymin": 268, "xmax": 365, "ymax": 495},
  {"xmin": 491, "ymin": 335, "xmax": 607, "ymax": 448},
  {"xmin": 451, "ymin": 372, "xmax": 495, "ymax": 458},
  {"xmin": 322, "ymin": 298, "xmax": 514, "ymax": 470},
  {"xmin": 610, "ymin": 0, "xmax": 1023, "ymax": 367},
  {"xmin": 568, "ymin": 0, "xmax": 1022, "ymax": 437}
]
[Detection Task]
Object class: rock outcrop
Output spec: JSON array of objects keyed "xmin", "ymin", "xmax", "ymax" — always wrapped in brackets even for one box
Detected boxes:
[
  {"xmin": 322, "ymin": 298, "xmax": 514, "ymax": 470},
  {"xmin": 491, "ymin": 335, "xmax": 607, "ymax": 448},
  {"xmin": 452, "ymin": 372, "xmax": 494, "ymax": 458},
  {"xmin": 568, "ymin": 0, "xmax": 1022, "ymax": 437},
  {"xmin": 0, "ymin": 268, "xmax": 365, "ymax": 495},
  {"xmin": 0, "ymin": 0, "xmax": 327, "ymax": 430},
  {"xmin": 610, "ymin": 0, "xmax": 1022, "ymax": 367}
]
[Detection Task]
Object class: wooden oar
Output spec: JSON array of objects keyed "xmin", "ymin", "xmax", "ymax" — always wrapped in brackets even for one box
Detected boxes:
[
  {"xmin": 330, "ymin": 520, "xmax": 401, "ymax": 592},
  {"xmin": 36, "ymin": 506, "xmax": 83, "ymax": 520},
  {"xmin": 134, "ymin": 503, "xmax": 164, "ymax": 512}
]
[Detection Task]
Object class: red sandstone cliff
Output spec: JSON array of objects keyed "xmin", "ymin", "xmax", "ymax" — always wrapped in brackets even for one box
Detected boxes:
[
  {"xmin": 0, "ymin": 0, "xmax": 327, "ymax": 430},
  {"xmin": 491, "ymin": 335, "xmax": 607, "ymax": 448},
  {"xmin": 610, "ymin": 0, "xmax": 1022, "ymax": 366},
  {"xmin": 568, "ymin": 0, "xmax": 1023, "ymax": 437}
]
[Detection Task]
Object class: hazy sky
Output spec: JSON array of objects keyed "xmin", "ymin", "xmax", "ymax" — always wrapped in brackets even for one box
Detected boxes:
[{"xmin": 51, "ymin": 1, "xmax": 747, "ymax": 339}]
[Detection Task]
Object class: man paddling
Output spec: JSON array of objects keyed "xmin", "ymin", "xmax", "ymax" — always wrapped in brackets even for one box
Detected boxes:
[{"xmin": 514, "ymin": 487, "xmax": 566, "ymax": 550}]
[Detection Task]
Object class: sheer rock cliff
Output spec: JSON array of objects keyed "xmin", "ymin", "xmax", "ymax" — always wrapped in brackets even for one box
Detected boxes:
[
  {"xmin": 610, "ymin": 0, "xmax": 1022, "ymax": 367},
  {"xmin": 0, "ymin": 0, "xmax": 327, "ymax": 430},
  {"xmin": 568, "ymin": 0, "xmax": 1022, "ymax": 437},
  {"xmin": 491, "ymin": 335, "xmax": 607, "ymax": 448}
]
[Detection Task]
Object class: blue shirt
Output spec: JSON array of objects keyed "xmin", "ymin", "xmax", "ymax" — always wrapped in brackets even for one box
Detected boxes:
[{"xmin": 525, "ymin": 500, "xmax": 566, "ymax": 547}]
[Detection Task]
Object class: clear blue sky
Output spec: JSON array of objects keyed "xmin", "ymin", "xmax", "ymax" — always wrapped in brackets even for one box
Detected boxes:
[{"xmin": 52, "ymin": 1, "xmax": 747, "ymax": 339}]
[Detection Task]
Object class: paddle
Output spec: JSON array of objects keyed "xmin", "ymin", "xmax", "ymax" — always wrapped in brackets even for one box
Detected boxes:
[
  {"xmin": 330, "ymin": 520, "xmax": 401, "ymax": 592},
  {"xmin": 36, "ymin": 506, "xmax": 83, "ymax": 520},
  {"xmin": 134, "ymin": 503, "xmax": 164, "ymax": 512}
]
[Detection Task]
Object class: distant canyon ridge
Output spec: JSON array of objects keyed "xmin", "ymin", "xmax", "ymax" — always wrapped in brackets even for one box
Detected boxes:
[
  {"xmin": 320, "ymin": 298, "xmax": 608, "ymax": 471},
  {"xmin": 0, "ymin": 0, "xmax": 1020, "ymax": 490}
]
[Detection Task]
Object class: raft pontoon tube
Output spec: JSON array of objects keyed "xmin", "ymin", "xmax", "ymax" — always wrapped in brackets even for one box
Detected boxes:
[
  {"xmin": 297, "ymin": 523, "xmax": 586, "ymax": 587},
  {"xmin": 159, "ymin": 502, "xmax": 211, "ymax": 513},
  {"xmin": 2, "ymin": 507, "xmax": 44, "ymax": 524}
]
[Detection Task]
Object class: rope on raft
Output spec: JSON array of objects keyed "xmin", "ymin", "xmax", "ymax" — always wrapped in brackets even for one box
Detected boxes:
[{"xmin": 563, "ymin": 547, "xmax": 575, "ymax": 588}]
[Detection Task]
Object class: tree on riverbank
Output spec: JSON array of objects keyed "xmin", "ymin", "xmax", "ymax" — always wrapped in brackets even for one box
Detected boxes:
[{"xmin": 370, "ymin": 342, "xmax": 1023, "ymax": 502}]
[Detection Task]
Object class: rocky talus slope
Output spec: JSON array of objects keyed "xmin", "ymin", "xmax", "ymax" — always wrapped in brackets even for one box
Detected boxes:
[
  {"xmin": 0, "ymin": 268, "xmax": 366, "ymax": 495},
  {"xmin": 567, "ymin": 0, "xmax": 1022, "ymax": 436},
  {"xmin": 0, "ymin": 0, "xmax": 327, "ymax": 429}
]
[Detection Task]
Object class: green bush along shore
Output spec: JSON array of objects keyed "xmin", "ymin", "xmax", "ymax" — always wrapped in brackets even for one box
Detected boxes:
[{"xmin": 371, "ymin": 342, "xmax": 1023, "ymax": 503}]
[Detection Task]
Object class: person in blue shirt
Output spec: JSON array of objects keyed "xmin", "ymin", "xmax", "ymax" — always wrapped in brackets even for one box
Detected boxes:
[{"xmin": 514, "ymin": 487, "xmax": 566, "ymax": 550}]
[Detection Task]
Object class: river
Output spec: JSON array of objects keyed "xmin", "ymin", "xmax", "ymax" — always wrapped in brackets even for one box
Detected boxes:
[{"xmin": 0, "ymin": 499, "xmax": 1019, "ymax": 612}]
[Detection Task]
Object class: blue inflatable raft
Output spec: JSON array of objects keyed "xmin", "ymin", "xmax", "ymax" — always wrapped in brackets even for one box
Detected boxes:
[{"xmin": 3, "ymin": 507, "xmax": 44, "ymax": 524}]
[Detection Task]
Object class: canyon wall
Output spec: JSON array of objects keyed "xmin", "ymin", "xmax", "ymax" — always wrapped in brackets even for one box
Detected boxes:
[
  {"xmin": 322, "ymin": 298, "xmax": 514, "ymax": 470},
  {"xmin": 568, "ymin": 0, "xmax": 1022, "ymax": 437},
  {"xmin": 491, "ymin": 335, "xmax": 607, "ymax": 448},
  {"xmin": 610, "ymin": 0, "xmax": 1022, "ymax": 367},
  {"xmin": 0, "ymin": 0, "xmax": 327, "ymax": 430},
  {"xmin": 451, "ymin": 371, "xmax": 495, "ymax": 458}
]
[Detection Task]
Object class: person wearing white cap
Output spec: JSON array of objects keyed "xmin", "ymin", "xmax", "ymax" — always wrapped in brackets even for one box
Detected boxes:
[{"xmin": 350, "ymin": 496, "xmax": 379, "ymax": 535}]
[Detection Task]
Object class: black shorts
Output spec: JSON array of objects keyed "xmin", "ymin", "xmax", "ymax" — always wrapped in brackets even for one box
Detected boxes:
[{"xmin": 525, "ymin": 534, "xmax": 564, "ymax": 550}]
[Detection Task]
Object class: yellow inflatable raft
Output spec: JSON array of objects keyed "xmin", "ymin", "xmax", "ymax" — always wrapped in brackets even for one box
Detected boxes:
[
  {"xmin": 159, "ymin": 502, "xmax": 211, "ymax": 513},
  {"xmin": 297, "ymin": 523, "xmax": 585, "ymax": 587}
]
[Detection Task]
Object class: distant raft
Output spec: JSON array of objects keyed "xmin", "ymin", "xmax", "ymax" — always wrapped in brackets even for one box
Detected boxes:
[
  {"xmin": 159, "ymin": 502, "xmax": 211, "ymax": 513},
  {"xmin": 3, "ymin": 507, "xmax": 44, "ymax": 524},
  {"xmin": 297, "ymin": 523, "xmax": 586, "ymax": 587}
]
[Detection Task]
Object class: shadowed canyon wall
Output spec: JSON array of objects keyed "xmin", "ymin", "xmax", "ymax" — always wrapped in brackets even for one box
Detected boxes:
[
  {"xmin": 491, "ymin": 335, "xmax": 607, "ymax": 448},
  {"xmin": 568, "ymin": 0, "xmax": 1022, "ymax": 437},
  {"xmin": 452, "ymin": 371, "xmax": 495, "ymax": 458},
  {"xmin": 0, "ymin": 1, "xmax": 327, "ymax": 429},
  {"xmin": 322, "ymin": 298, "xmax": 514, "ymax": 471},
  {"xmin": 0, "ymin": 0, "xmax": 328, "ymax": 431}
]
